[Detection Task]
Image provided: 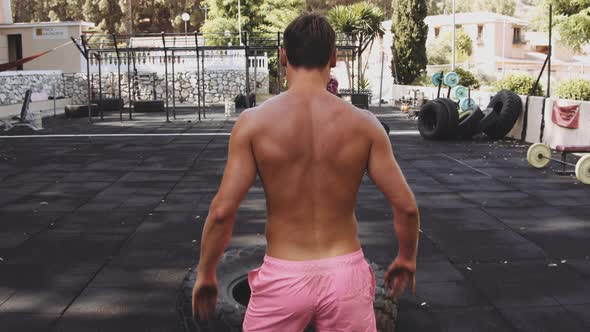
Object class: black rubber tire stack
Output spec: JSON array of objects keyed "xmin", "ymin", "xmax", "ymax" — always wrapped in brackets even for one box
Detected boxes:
[
  {"xmin": 456, "ymin": 107, "xmax": 484, "ymax": 138},
  {"xmin": 418, "ymin": 98, "xmax": 459, "ymax": 140},
  {"xmin": 178, "ymin": 246, "xmax": 397, "ymax": 332},
  {"xmin": 64, "ymin": 104, "xmax": 99, "ymax": 118},
  {"xmin": 482, "ymin": 90, "xmax": 522, "ymax": 139}
]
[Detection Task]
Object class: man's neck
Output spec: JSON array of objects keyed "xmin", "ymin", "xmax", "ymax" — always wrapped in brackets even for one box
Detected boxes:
[{"xmin": 286, "ymin": 66, "xmax": 330, "ymax": 94}]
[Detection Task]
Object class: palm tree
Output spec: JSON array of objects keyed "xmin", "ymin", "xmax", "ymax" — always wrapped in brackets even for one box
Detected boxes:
[{"xmin": 328, "ymin": 2, "xmax": 384, "ymax": 91}]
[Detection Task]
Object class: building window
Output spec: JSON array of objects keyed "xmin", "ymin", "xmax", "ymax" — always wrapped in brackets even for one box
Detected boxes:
[
  {"xmin": 477, "ymin": 25, "xmax": 483, "ymax": 41},
  {"xmin": 434, "ymin": 27, "xmax": 440, "ymax": 38},
  {"xmin": 513, "ymin": 27, "xmax": 522, "ymax": 44}
]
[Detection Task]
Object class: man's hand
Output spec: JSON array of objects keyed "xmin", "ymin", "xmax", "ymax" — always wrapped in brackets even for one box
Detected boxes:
[
  {"xmin": 384, "ymin": 256, "xmax": 416, "ymax": 299},
  {"xmin": 192, "ymin": 276, "xmax": 218, "ymax": 321}
]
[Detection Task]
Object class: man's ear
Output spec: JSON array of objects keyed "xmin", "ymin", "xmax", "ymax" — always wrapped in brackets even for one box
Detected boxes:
[
  {"xmin": 279, "ymin": 47, "xmax": 287, "ymax": 67},
  {"xmin": 330, "ymin": 48, "xmax": 337, "ymax": 68}
]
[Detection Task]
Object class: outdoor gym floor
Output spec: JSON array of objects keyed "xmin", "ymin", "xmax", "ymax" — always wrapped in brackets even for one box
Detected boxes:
[{"xmin": 1, "ymin": 106, "xmax": 590, "ymax": 331}]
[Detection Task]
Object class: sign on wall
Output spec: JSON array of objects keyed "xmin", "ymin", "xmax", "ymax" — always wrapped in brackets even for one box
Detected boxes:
[{"xmin": 32, "ymin": 27, "xmax": 67, "ymax": 40}]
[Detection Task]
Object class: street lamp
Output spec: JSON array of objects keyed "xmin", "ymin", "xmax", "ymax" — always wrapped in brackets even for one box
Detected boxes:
[
  {"xmin": 182, "ymin": 13, "xmax": 190, "ymax": 47},
  {"xmin": 237, "ymin": 0, "xmax": 243, "ymax": 46},
  {"xmin": 451, "ymin": 0, "xmax": 456, "ymax": 70},
  {"xmin": 182, "ymin": 13, "xmax": 190, "ymax": 35},
  {"xmin": 225, "ymin": 29, "xmax": 231, "ymax": 46}
]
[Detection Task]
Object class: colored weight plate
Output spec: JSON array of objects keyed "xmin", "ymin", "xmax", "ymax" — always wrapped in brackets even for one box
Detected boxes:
[
  {"xmin": 431, "ymin": 72, "xmax": 444, "ymax": 86},
  {"xmin": 527, "ymin": 143, "xmax": 551, "ymax": 169},
  {"xmin": 458, "ymin": 110, "xmax": 472, "ymax": 122},
  {"xmin": 443, "ymin": 71, "xmax": 460, "ymax": 87},
  {"xmin": 575, "ymin": 155, "xmax": 590, "ymax": 185},
  {"xmin": 452, "ymin": 85, "xmax": 469, "ymax": 99},
  {"xmin": 459, "ymin": 97, "xmax": 477, "ymax": 111}
]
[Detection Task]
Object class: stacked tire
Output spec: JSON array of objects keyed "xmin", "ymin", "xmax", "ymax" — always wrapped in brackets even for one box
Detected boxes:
[
  {"xmin": 417, "ymin": 90, "xmax": 522, "ymax": 140},
  {"xmin": 418, "ymin": 98, "xmax": 459, "ymax": 140}
]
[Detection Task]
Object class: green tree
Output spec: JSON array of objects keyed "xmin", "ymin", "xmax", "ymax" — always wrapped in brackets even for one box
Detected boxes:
[
  {"xmin": 551, "ymin": 0, "xmax": 590, "ymax": 51},
  {"xmin": 427, "ymin": 28, "xmax": 472, "ymax": 65},
  {"xmin": 391, "ymin": 0, "xmax": 428, "ymax": 84},
  {"xmin": 328, "ymin": 2, "xmax": 384, "ymax": 86},
  {"xmin": 259, "ymin": 0, "xmax": 305, "ymax": 33},
  {"xmin": 205, "ymin": 0, "xmax": 267, "ymax": 34},
  {"xmin": 201, "ymin": 17, "xmax": 240, "ymax": 46}
]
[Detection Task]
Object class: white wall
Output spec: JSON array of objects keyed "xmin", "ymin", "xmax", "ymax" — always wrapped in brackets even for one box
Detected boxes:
[{"xmin": 508, "ymin": 96, "xmax": 590, "ymax": 148}]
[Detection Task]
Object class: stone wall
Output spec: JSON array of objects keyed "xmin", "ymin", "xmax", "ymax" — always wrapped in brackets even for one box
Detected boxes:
[
  {"xmin": 0, "ymin": 70, "xmax": 269, "ymax": 106},
  {"xmin": 64, "ymin": 70, "xmax": 269, "ymax": 105},
  {"xmin": 0, "ymin": 71, "xmax": 64, "ymax": 105}
]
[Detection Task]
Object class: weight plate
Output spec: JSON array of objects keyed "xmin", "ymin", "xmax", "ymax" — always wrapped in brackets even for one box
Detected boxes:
[
  {"xmin": 443, "ymin": 71, "xmax": 460, "ymax": 87},
  {"xmin": 459, "ymin": 97, "xmax": 477, "ymax": 111},
  {"xmin": 431, "ymin": 72, "xmax": 444, "ymax": 86},
  {"xmin": 527, "ymin": 143, "xmax": 551, "ymax": 169},
  {"xmin": 458, "ymin": 110, "xmax": 472, "ymax": 122},
  {"xmin": 575, "ymin": 155, "xmax": 590, "ymax": 185},
  {"xmin": 452, "ymin": 85, "xmax": 468, "ymax": 99}
]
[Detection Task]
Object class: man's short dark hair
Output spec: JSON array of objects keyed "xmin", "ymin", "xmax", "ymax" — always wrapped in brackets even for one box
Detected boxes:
[{"xmin": 283, "ymin": 13, "xmax": 336, "ymax": 69}]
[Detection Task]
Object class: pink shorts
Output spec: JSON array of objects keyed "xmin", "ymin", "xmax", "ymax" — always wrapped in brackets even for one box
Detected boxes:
[{"xmin": 243, "ymin": 249, "xmax": 377, "ymax": 332}]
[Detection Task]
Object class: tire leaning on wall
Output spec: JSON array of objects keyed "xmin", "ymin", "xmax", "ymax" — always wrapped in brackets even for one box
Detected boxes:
[
  {"xmin": 177, "ymin": 246, "xmax": 398, "ymax": 332},
  {"xmin": 482, "ymin": 90, "xmax": 523, "ymax": 139}
]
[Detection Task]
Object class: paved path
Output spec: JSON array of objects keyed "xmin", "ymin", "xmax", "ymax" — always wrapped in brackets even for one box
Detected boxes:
[{"xmin": 0, "ymin": 108, "xmax": 589, "ymax": 331}]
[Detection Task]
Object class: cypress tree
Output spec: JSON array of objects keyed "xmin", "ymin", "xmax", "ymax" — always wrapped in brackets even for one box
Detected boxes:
[{"xmin": 391, "ymin": 0, "xmax": 428, "ymax": 84}]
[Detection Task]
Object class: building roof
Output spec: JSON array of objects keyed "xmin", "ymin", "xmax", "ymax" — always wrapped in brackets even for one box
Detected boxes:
[
  {"xmin": 425, "ymin": 11, "xmax": 529, "ymax": 27},
  {"xmin": 0, "ymin": 21, "xmax": 95, "ymax": 29}
]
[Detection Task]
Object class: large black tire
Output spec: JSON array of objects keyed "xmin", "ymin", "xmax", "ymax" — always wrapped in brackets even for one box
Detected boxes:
[
  {"xmin": 479, "ymin": 108, "xmax": 499, "ymax": 132},
  {"xmin": 456, "ymin": 107, "xmax": 484, "ymax": 138},
  {"xmin": 483, "ymin": 90, "xmax": 523, "ymax": 139},
  {"xmin": 434, "ymin": 98, "xmax": 460, "ymax": 138},
  {"xmin": 178, "ymin": 246, "xmax": 397, "ymax": 332},
  {"xmin": 418, "ymin": 100, "xmax": 450, "ymax": 140}
]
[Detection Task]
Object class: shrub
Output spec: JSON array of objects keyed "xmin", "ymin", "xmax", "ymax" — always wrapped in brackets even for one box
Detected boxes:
[
  {"xmin": 494, "ymin": 74, "xmax": 544, "ymax": 96},
  {"xmin": 454, "ymin": 68, "xmax": 480, "ymax": 89},
  {"xmin": 556, "ymin": 79, "xmax": 590, "ymax": 101},
  {"xmin": 412, "ymin": 72, "xmax": 433, "ymax": 86}
]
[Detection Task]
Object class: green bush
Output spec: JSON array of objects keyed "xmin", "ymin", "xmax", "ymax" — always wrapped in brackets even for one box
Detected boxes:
[
  {"xmin": 412, "ymin": 72, "xmax": 433, "ymax": 86},
  {"xmin": 454, "ymin": 68, "xmax": 480, "ymax": 89},
  {"xmin": 494, "ymin": 74, "xmax": 544, "ymax": 96},
  {"xmin": 556, "ymin": 79, "xmax": 590, "ymax": 101}
]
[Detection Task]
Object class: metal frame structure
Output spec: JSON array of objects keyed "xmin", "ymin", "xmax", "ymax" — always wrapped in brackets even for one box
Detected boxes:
[{"xmin": 71, "ymin": 31, "xmax": 359, "ymax": 123}]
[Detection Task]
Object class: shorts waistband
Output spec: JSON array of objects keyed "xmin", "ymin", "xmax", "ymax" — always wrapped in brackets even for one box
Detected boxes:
[{"xmin": 262, "ymin": 249, "xmax": 366, "ymax": 273}]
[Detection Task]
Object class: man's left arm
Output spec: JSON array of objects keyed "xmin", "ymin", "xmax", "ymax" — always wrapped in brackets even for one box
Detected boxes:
[{"xmin": 197, "ymin": 111, "xmax": 257, "ymax": 278}]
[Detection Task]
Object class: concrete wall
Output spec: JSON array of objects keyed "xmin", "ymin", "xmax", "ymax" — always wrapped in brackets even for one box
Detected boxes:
[
  {"xmin": 0, "ymin": 33, "xmax": 7, "ymax": 64},
  {"xmin": 0, "ymin": 0, "xmax": 12, "ymax": 24},
  {"xmin": 507, "ymin": 97, "xmax": 590, "ymax": 148}
]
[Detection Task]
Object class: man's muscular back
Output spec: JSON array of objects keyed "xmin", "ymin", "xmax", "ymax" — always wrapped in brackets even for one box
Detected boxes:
[{"xmin": 244, "ymin": 89, "xmax": 387, "ymax": 261}]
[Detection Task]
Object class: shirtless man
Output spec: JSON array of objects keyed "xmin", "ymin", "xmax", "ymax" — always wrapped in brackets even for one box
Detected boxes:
[{"xmin": 193, "ymin": 14, "xmax": 419, "ymax": 331}]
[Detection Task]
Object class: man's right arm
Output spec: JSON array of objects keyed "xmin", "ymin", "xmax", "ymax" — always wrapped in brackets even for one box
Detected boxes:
[{"xmin": 365, "ymin": 114, "xmax": 420, "ymax": 297}]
